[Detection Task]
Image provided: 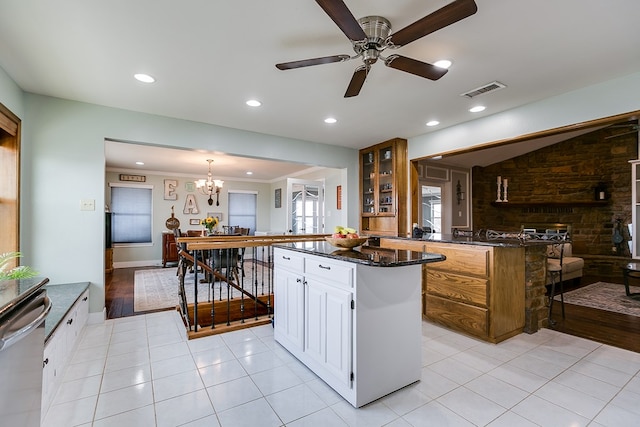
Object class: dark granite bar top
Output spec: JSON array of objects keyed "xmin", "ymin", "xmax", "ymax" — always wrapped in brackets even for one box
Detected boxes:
[
  {"xmin": 387, "ymin": 233, "xmax": 552, "ymax": 248},
  {"xmin": 0, "ymin": 276, "xmax": 49, "ymax": 319},
  {"xmin": 273, "ymin": 241, "xmax": 445, "ymax": 267},
  {"xmin": 44, "ymin": 282, "xmax": 90, "ymax": 341}
]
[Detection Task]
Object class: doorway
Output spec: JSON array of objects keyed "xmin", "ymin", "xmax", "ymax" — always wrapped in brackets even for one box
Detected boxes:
[
  {"xmin": 288, "ymin": 179, "xmax": 324, "ymax": 234},
  {"xmin": 420, "ymin": 183, "xmax": 445, "ymax": 233},
  {"xmin": 0, "ymin": 104, "xmax": 20, "ymax": 259}
]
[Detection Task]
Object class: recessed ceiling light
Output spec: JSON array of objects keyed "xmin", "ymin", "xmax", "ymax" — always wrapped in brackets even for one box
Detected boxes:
[
  {"xmin": 246, "ymin": 171, "xmax": 253, "ymax": 175},
  {"xmin": 426, "ymin": 120, "xmax": 440, "ymax": 127},
  {"xmin": 135, "ymin": 161, "xmax": 144, "ymax": 165},
  {"xmin": 134, "ymin": 73, "xmax": 155, "ymax": 83},
  {"xmin": 324, "ymin": 117, "xmax": 337, "ymax": 124},
  {"xmin": 434, "ymin": 60, "xmax": 452, "ymax": 69},
  {"xmin": 432, "ymin": 155, "xmax": 443, "ymax": 160},
  {"xmin": 469, "ymin": 105, "xmax": 486, "ymax": 113},
  {"xmin": 246, "ymin": 99, "xmax": 262, "ymax": 107}
]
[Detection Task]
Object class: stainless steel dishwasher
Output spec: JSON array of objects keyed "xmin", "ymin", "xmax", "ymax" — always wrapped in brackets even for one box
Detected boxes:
[{"xmin": 0, "ymin": 277, "xmax": 51, "ymax": 427}]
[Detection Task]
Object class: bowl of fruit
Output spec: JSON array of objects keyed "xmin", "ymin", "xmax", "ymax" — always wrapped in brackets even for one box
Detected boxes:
[{"xmin": 325, "ymin": 226, "xmax": 368, "ymax": 250}]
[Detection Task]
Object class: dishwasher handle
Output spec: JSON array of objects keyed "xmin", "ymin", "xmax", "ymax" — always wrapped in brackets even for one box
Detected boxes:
[{"xmin": 0, "ymin": 291, "xmax": 52, "ymax": 352}]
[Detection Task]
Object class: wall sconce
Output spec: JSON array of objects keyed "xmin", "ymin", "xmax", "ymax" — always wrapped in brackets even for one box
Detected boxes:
[
  {"xmin": 594, "ymin": 183, "xmax": 607, "ymax": 201},
  {"xmin": 456, "ymin": 179, "xmax": 465, "ymax": 205},
  {"xmin": 195, "ymin": 159, "xmax": 224, "ymax": 206}
]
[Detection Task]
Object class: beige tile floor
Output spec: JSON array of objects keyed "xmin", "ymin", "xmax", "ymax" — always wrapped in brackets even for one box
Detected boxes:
[{"xmin": 43, "ymin": 310, "xmax": 640, "ymax": 426}]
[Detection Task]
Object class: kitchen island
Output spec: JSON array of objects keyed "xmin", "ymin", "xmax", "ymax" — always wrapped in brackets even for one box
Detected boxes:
[
  {"xmin": 272, "ymin": 241, "xmax": 444, "ymax": 408},
  {"xmin": 378, "ymin": 233, "xmax": 549, "ymax": 343}
]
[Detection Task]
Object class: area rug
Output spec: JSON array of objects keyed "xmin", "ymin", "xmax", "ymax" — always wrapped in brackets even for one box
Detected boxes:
[
  {"xmin": 555, "ymin": 281, "xmax": 640, "ymax": 317},
  {"xmin": 134, "ymin": 265, "xmax": 270, "ymax": 312}
]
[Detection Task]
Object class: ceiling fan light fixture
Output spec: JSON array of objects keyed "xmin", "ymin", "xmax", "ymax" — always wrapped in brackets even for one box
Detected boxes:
[
  {"xmin": 434, "ymin": 60, "xmax": 452, "ymax": 69},
  {"xmin": 134, "ymin": 73, "xmax": 155, "ymax": 83},
  {"xmin": 275, "ymin": 0, "xmax": 478, "ymax": 97}
]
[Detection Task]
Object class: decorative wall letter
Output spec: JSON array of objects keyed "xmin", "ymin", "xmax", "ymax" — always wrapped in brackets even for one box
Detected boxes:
[
  {"xmin": 183, "ymin": 194, "xmax": 199, "ymax": 214},
  {"xmin": 164, "ymin": 179, "xmax": 178, "ymax": 200}
]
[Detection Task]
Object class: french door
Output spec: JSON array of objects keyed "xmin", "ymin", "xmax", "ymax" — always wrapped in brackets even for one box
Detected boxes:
[{"xmin": 288, "ymin": 179, "xmax": 324, "ymax": 234}]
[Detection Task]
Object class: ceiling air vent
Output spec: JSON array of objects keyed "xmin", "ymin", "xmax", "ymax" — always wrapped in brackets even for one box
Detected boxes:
[{"xmin": 460, "ymin": 81, "xmax": 506, "ymax": 98}]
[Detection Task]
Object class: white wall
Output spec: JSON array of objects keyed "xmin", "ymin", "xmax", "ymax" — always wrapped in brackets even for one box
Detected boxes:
[
  {"xmin": 10, "ymin": 91, "xmax": 358, "ymax": 315},
  {"xmin": 409, "ymin": 72, "xmax": 640, "ymax": 160},
  {"xmin": 105, "ymin": 170, "xmax": 274, "ymax": 266}
]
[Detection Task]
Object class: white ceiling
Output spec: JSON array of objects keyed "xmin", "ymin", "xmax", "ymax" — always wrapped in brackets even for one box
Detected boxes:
[{"xmin": 1, "ymin": 0, "xmax": 639, "ymax": 178}]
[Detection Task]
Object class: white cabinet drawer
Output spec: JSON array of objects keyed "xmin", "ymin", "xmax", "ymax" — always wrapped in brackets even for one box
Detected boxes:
[
  {"xmin": 305, "ymin": 258, "xmax": 353, "ymax": 288},
  {"xmin": 274, "ymin": 248, "xmax": 304, "ymax": 272}
]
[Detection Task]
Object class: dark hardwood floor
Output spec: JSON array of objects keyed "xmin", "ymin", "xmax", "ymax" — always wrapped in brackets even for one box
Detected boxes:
[
  {"xmin": 549, "ymin": 275, "xmax": 640, "ymax": 353},
  {"xmin": 106, "ymin": 268, "xmax": 640, "ymax": 353},
  {"xmin": 105, "ymin": 265, "xmax": 172, "ymax": 319}
]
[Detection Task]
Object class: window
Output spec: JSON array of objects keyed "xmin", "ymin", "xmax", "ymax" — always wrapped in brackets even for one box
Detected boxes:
[
  {"xmin": 110, "ymin": 184, "xmax": 152, "ymax": 244},
  {"xmin": 228, "ymin": 191, "xmax": 256, "ymax": 234}
]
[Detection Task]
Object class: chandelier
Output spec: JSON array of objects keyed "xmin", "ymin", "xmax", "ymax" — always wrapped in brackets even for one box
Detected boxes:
[{"xmin": 195, "ymin": 159, "xmax": 224, "ymax": 206}]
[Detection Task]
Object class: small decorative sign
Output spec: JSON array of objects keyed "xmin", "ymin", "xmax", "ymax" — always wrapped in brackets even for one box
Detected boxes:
[
  {"xmin": 275, "ymin": 188, "xmax": 282, "ymax": 208},
  {"xmin": 119, "ymin": 174, "xmax": 146, "ymax": 182},
  {"xmin": 183, "ymin": 194, "xmax": 199, "ymax": 214},
  {"xmin": 164, "ymin": 179, "xmax": 178, "ymax": 200}
]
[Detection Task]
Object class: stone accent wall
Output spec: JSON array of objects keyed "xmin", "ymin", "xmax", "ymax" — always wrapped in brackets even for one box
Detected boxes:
[
  {"xmin": 525, "ymin": 245, "xmax": 548, "ymax": 332},
  {"xmin": 472, "ymin": 125, "xmax": 638, "ymax": 278}
]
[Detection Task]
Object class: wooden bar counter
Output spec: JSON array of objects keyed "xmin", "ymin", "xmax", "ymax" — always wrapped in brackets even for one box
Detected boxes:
[{"xmin": 378, "ymin": 234, "xmax": 547, "ymax": 343}]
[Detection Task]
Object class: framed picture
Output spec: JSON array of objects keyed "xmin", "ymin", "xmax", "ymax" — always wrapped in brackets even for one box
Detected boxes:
[
  {"xmin": 207, "ymin": 212, "xmax": 222, "ymax": 222},
  {"xmin": 189, "ymin": 219, "xmax": 201, "ymax": 226},
  {"xmin": 185, "ymin": 182, "xmax": 195, "ymax": 192},
  {"xmin": 275, "ymin": 188, "xmax": 282, "ymax": 208}
]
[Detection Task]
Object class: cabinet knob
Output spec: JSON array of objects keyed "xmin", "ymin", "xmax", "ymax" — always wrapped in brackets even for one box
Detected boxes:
[
  {"xmin": 67, "ymin": 318, "xmax": 73, "ymax": 325},
  {"xmin": 296, "ymin": 278, "xmax": 302, "ymax": 283},
  {"xmin": 82, "ymin": 296, "xmax": 88, "ymax": 301},
  {"xmin": 43, "ymin": 358, "xmax": 49, "ymax": 368}
]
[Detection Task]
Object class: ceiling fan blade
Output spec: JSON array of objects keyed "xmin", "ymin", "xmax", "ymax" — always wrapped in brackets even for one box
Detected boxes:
[
  {"xmin": 389, "ymin": 0, "xmax": 478, "ymax": 47},
  {"xmin": 276, "ymin": 54, "xmax": 350, "ymax": 70},
  {"xmin": 344, "ymin": 66, "xmax": 369, "ymax": 98},
  {"xmin": 316, "ymin": 0, "xmax": 367, "ymax": 41},
  {"xmin": 385, "ymin": 55, "xmax": 448, "ymax": 80}
]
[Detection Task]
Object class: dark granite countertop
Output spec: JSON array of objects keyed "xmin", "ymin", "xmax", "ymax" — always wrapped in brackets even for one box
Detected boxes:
[
  {"xmin": 273, "ymin": 241, "xmax": 445, "ymax": 267},
  {"xmin": 44, "ymin": 282, "xmax": 90, "ymax": 341},
  {"xmin": 0, "ymin": 276, "xmax": 49, "ymax": 319}
]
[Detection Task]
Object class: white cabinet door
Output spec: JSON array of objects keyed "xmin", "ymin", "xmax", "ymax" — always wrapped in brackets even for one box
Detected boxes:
[
  {"xmin": 304, "ymin": 277, "xmax": 352, "ymax": 387},
  {"xmin": 324, "ymin": 284, "xmax": 352, "ymax": 385},
  {"xmin": 42, "ymin": 335, "xmax": 59, "ymax": 416},
  {"xmin": 274, "ymin": 267, "xmax": 304, "ymax": 350}
]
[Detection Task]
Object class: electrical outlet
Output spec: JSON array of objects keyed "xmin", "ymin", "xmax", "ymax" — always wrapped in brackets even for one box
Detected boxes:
[{"xmin": 80, "ymin": 199, "xmax": 95, "ymax": 211}]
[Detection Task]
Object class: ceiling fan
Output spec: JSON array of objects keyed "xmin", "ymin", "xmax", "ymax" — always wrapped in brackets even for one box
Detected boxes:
[{"xmin": 275, "ymin": 0, "xmax": 478, "ymax": 97}]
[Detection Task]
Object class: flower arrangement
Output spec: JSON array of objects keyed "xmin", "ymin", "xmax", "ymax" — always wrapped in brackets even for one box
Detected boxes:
[
  {"xmin": 0, "ymin": 252, "xmax": 38, "ymax": 280},
  {"xmin": 201, "ymin": 216, "xmax": 219, "ymax": 234}
]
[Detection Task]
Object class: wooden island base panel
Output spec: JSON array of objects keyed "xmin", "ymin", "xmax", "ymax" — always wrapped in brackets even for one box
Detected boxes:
[{"xmin": 379, "ymin": 236, "xmax": 531, "ymax": 344}]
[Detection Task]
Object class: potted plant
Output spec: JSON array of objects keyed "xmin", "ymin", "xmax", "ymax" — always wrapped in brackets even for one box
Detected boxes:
[{"xmin": 0, "ymin": 252, "xmax": 38, "ymax": 280}]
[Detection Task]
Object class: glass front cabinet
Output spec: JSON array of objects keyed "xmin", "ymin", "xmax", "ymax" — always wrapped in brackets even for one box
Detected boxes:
[{"xmin": 359, "ymin": 138, "xmax": 408, "ymax": 237}]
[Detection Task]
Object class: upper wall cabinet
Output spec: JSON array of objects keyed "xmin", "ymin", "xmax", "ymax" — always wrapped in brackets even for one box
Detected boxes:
[{"xmin": 359, "ymin": 138, "xmax": 408, "ymax": 237}]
